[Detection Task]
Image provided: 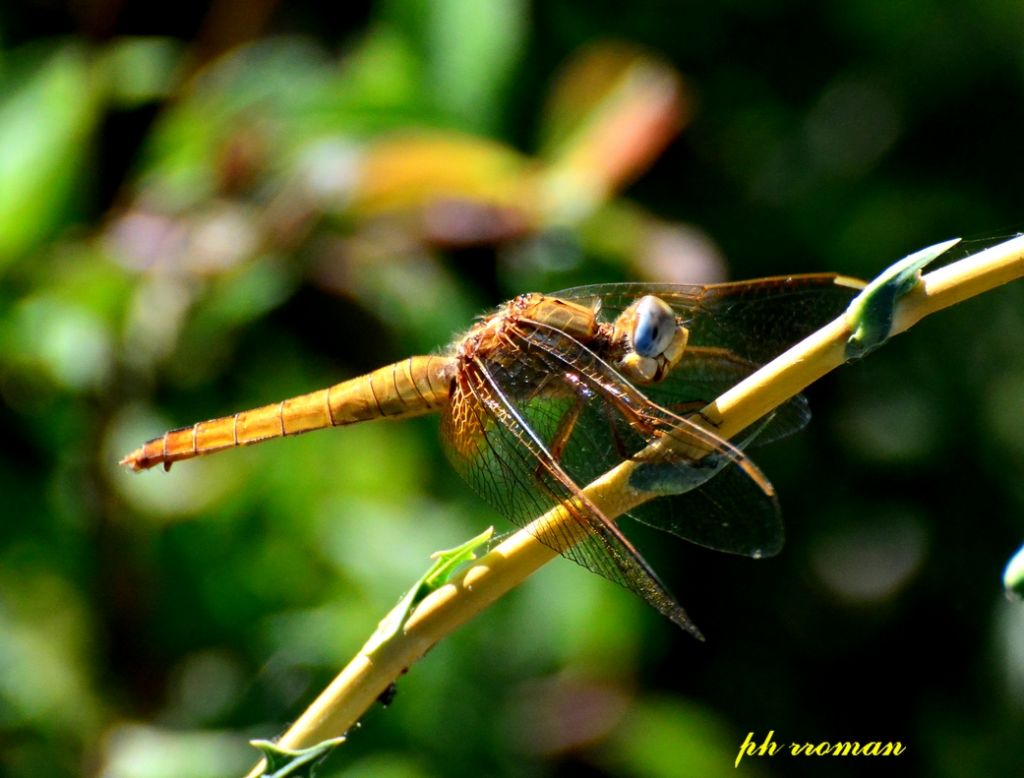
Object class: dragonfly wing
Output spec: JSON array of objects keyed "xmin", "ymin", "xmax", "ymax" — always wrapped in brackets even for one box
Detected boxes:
[
  {"xmin": 513, "ymin": 320, "xmax": 785, "ymax": 557},
  {"xmin": 520, "ymin": 323, "xmax": 782, "ymax": 560},
  {"xmin": 556, "ymin": 275, "xmax": 862, "ymax": 445},
  {"xmin": 626, "ymin": 427, "xmax": 784, "ymax": 557},
  {"xmin": 441, "ymin": 354, "xmax": 700, "ymax": 635},
  {"xmin": 659, "ymin": 344, "xmax": 812, "ymax": 446},
  {"xmin": 556, "ymin": 275, "xmax": 863, "ymax": 363}
]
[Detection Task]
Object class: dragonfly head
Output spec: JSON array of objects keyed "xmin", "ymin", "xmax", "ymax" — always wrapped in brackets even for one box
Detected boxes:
[{"xmin": 614, "ymin": 295, "xmax": 689, "ymax": 384}]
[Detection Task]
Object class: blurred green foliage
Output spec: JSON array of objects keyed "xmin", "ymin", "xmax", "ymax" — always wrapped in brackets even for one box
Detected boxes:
[{"xmin": 1, "ymin": 1, "xmax": 1023, "ymax": 777}]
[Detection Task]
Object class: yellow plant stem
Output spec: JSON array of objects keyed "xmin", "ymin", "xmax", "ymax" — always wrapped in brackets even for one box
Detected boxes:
[{"xmin": 244, "ymin": 233, "xmax": 1024, "ymax": 778}]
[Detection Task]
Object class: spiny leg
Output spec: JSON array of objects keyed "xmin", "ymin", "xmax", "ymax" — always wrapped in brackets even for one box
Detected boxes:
[{"xmin": 532, "ymin": 375, "xmax": 590, "ymax": 482}]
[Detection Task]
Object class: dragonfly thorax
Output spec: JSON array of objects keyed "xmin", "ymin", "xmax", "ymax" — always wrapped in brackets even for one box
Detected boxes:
[{"xmin": 454, "ymin": 293, "xmax": 600, "ymax": 365}]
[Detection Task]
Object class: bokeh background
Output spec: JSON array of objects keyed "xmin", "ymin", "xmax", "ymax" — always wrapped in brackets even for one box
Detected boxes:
[{"xmin": 2, "ymin": 1, "xmax": 1023, "ymax": 776}]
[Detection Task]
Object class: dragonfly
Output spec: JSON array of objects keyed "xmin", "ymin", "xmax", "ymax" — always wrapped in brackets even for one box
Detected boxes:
[{"xmin": 122, "ymin": 275, "xmax": 863, "ymax": 635}]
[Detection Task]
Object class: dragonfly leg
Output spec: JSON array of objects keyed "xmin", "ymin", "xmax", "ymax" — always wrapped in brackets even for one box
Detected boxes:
[
  {"xmin": 530, "ymin": 374, "xmax": 596, "ymax": 484},
  {"xmin": 546, "ymin": 394, "xmax": 586, "ymax": 465},
  {"xmin": 663, "ymin": 400, "xmax": 719, "ymax": 429},
  {"xmin": 693, "ymin": 408, "xmax": 722, "ymax": 429}
]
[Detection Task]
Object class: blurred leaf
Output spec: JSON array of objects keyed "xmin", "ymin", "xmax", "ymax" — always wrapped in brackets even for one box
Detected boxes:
[
  {"xmin": 331, "ymin": 754, "xmax": 435, "ymax": 778},
  {"xmin": 0, "ymin": 44, "xmax": 101, "ymax": 264},
  {"xmin": 337, "ymin": 25, "xmax": 427, "ymax": 116},
  {"xmin": 100, "ymin": 37, "xmax": 183, "ymax": 108},
  {"xmin": 199, "ymin": 253, "xmax": 297, "ymax": 326},
  {"xmin": 100, "ymin": 724, "xmax": 253, "ymax": 778},
  {"xmin": 537, "ymin": 43, "xmax": 688, "ymax": 224},
  {"xmin": 312, "ymin": 251, "xmax": 482, "ymax": 353},
  {"xmin": 134, "ymin": 33, "xmax": 436, "ymax": 211},
  {"xmin": 351, "ymin": 131, "xmax": 532, "ymax": 217},
  {"xmin": 0, "ymin": 559, "xmax": 102, "ymax": 733},
  {"xmin": 136, "ymin": 40, "xmax": 330, "ymax": 207},
  {"xmin": 808, "ymin": 506, "xmax": 928, "ymax": 604},
  {"xmin": 426, "ymin": 0, "xmax": 526, "ymax": 132},
  {"xmin": 600, "ymin": 698, "xmax": 741, "ymax": 778},
  {"xmin": 379, "ymin": 0, "xmax": 526, "ymax": 130},
  {"xmin": 5, "ymin": 294, "xmax": 114, "ymax": 392}
]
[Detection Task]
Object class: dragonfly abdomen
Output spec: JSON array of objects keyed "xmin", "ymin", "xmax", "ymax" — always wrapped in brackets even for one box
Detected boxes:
[
  {"xmin": 327, "ymin": 355, "xmax": 452, "ymax": 424},
  {"xmin": 120, "ymin": 355, "xmax": 453, "ymax": 471}
]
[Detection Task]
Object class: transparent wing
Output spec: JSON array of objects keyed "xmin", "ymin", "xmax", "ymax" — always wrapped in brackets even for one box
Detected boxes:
[
  {"xmin": 513, "ymin": 318, "xmax": 783, "ymax": 558},
  {"xmin": 556, "ymin": 274, "xmax": 864, "ymax": 445},
  {"xmin": 625, "ymin": 422, "xmax": 784, "ymax": 557},
  {"xmin": 555, "ymin": 275, "xmax": 863, "ymax": 362},
  {"xmin": 440, "ymin": 351, "xmax": 701, "ymax": 635}
]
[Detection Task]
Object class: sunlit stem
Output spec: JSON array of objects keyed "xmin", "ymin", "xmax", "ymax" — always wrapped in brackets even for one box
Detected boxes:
[
  {"xmin": 704, "ymin": 233, "xmax": 1024, "ymax": 439},
  {"xmin": 243, "ymin": 233, "xmax": 1024, "ymax": 778}
]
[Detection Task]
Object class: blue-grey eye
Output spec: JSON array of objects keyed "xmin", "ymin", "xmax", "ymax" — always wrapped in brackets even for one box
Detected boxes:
[{"xmin": 632, "ymin": 296, "xmax": 676, "ymax": 358}]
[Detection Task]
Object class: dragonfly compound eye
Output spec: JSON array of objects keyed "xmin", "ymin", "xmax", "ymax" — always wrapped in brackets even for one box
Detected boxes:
[{"xmin": 632, "ymin": 296, "xmax": 677, "ymax": 358}]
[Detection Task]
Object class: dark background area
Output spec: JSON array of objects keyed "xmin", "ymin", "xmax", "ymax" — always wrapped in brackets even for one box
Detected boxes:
[{"xmin": 1, "ymin": 1, "xmax": 1022, "ymax": 777}]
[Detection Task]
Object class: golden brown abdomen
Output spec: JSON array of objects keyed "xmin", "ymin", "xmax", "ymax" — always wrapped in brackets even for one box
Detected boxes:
[{"xmin": 121, "ymin": 355, "xmax": 453, "ymax": 471}]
